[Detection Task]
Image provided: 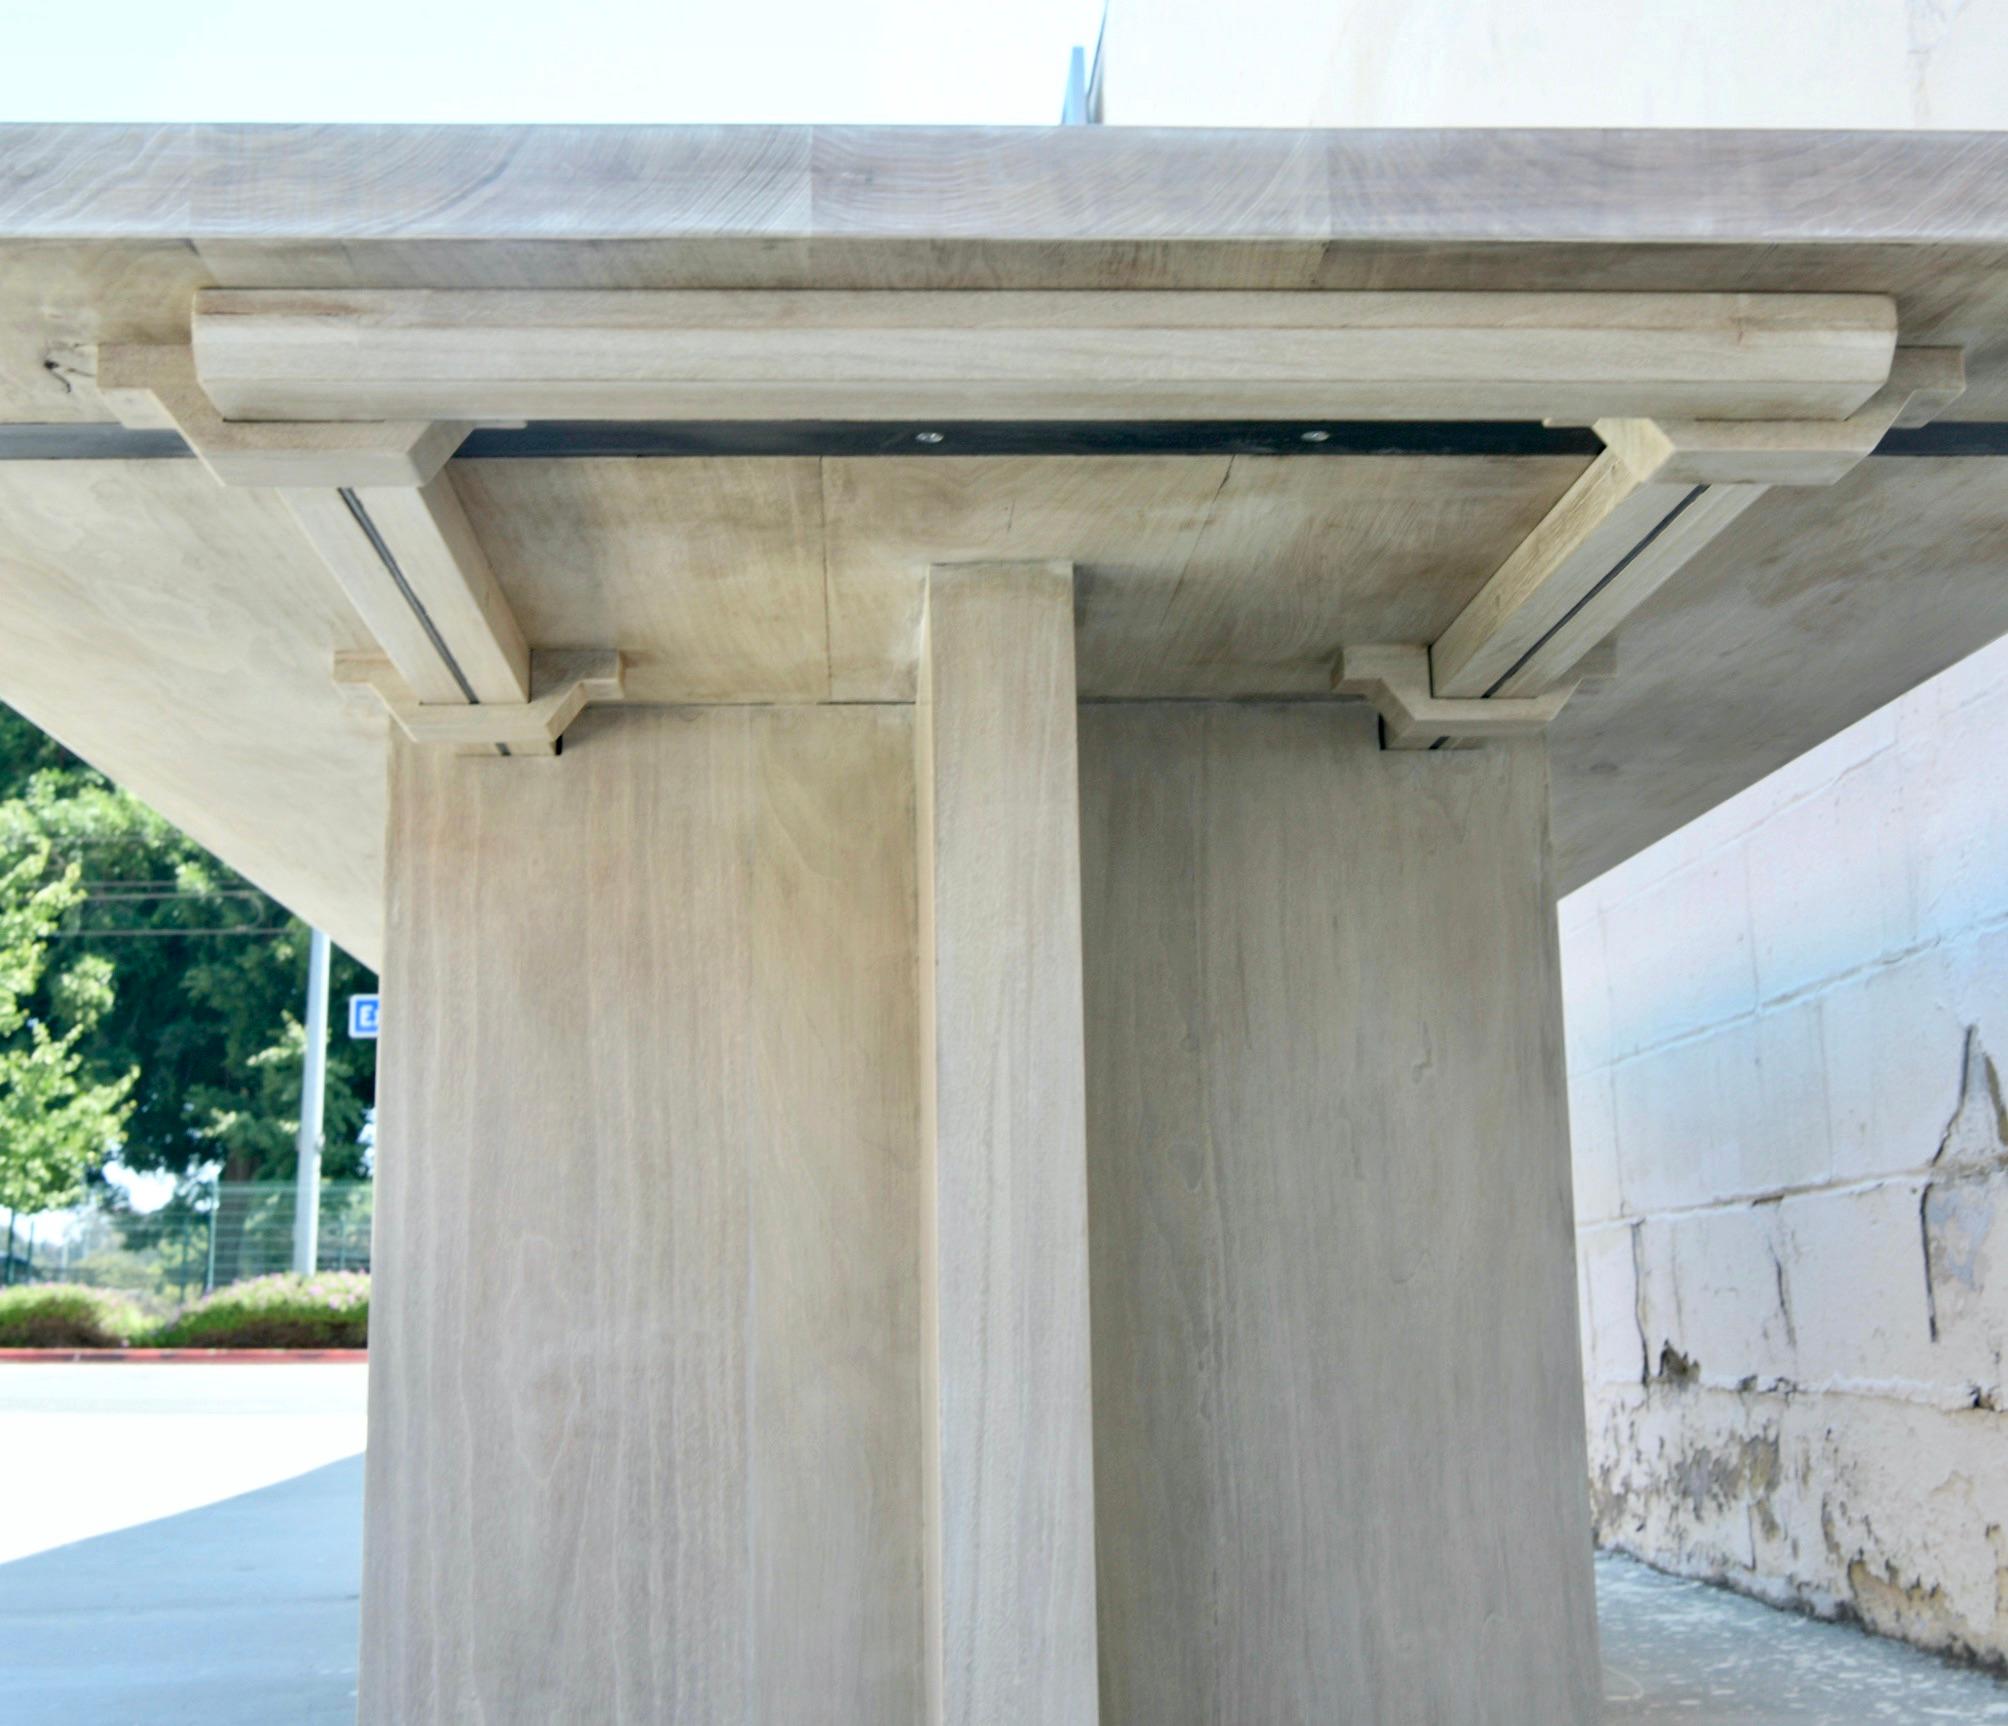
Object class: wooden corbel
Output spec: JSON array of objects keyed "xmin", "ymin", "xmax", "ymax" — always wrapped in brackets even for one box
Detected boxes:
[
  {"xmin": 1433, "ymin": 346, "xmax": 1967, "ymax": 705},
  {"xmin": 1334, "ymin": 645, "xmax": 1574, "ymax": 752},
  {"xmin": 96, "ymin": 341, "xmax": 603, "ymax": 758},
  {"xmin": 337, "ymin": 649, "xmax": 627, "ymax": 758}
]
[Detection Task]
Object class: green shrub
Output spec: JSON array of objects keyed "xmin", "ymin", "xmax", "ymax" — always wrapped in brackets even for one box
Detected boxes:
[
  {"xmin": 0, "ymin": 1283, "xmax": 148, "ymax": 1347},
  {"xmin": 154, "ymin": 1271, "xmax": 368, "ymax": 1349}
]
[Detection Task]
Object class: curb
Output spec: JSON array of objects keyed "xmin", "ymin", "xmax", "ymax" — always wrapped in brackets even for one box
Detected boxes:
[{"xmin": 0, "ymin": 1348, "xmax": 367, "ymax": 1363}]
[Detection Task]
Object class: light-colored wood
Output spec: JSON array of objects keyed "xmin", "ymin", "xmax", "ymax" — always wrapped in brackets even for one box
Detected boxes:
[
  {"xmin": 1589, "ymin": 347, "xmax": 1966, "ymax": 485},
  {"xmin": 11, "ymin": 129, "xmax": 2008, "ymax": 418},
  {"xmin": 1080, "ymin": 703, "xmax": 1599, "ymax": 1723},
  {"xmin": 452, "ymin": 457, "xmax": 829, "ymax": 704},
  {"xmin": 823, "ymin": 452, "xmax": 1588, "ymax": 701},
  {"xmin": 365, "ymin": 705, "xmax": 921, "ymax": 1724},
  {"xmin": 9, "ymin": 125, "xmax": 2008, "ymax": 253},
  {"xmin": 0, "ymin": 459, "xmax": 386, "ymax": 962},
  {"xmin": 915, "ymin": 562, "xmax": 1099, "ymax": 1726},
  {"xmin": 0, "ymin": 240, "xmax": 214, "ymax": 426},
  {"xmin": 5, "ymin": 124, "xmax": 2008, "ymax": 996},
  {"xmin": 1485, "ymin": 483, "xmax": 1767, "ymax": 699},
  {"xmin": 1334, "ymin": 642, "xmax": 1575, "ymax": 747},
  {"xmin": 1432, "ymin": 449, "xmax": 1702, "ymax": 698},
  {"xmin": 1550, "ymin": 454, "xmax": 2008, "ymax": 889},
  {"xmin": 1437, "ymin": 350, "xmax": 1967, "ymax": 701},
  {"xmin": 349, "ymin": 476, "xmax": 531, "ymax": 703},
  {"xmin": 1884, "ymin": 345, "xmax": 1969, "ymax": 427},
  {"xmin": 286, "ymin": 473, "xmax": 530, "ymax": 708},
  {"xmin": 284, "ymin": 490, "xmax": 461, "ymax": 705},
  {"xmin": 95, "ymin": 342, "xmax": 466, "ymax": 486},
  {"xmin": 190, "ymin": 288, "xmax": 1898, "ymax": 424},
  {"xmin": 335, "ymin": 648, "xmax": 623, "ymax": 755}
]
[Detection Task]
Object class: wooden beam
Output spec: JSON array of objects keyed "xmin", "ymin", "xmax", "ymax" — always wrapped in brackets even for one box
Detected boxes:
[
  {"xmin": 1431, "ymin": 347, "xmax": 1964, "ymax": 701},
  {"xmin": 915, "ymin": 561, "xmax": 1099, "ymax": 1724},
  {"xmin": 191, "ymin": 289, "xmax": 1897, "ymax": 425},
  {"xmin": 287, "ymin": 476, "xmax": 530, "ymax": 708}
]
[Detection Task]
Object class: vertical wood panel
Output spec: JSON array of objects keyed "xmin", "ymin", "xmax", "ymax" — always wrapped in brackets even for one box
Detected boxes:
[
  {"xmin": 363, "ymin": 705, "xmax": 921, "ymax": 1725},
  {"xmin": 1080, "ymin": 703, "xmax": 1599, "ymax": 1725},
  {"xmin": 916, "ymin": 562, "xmax": 1101, "ymax": 1725}
]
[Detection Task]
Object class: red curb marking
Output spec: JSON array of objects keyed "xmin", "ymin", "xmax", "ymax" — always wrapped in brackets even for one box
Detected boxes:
[{"xmin": 0, "ymin": 1348, "xmax": 367, "ymax": 1363}]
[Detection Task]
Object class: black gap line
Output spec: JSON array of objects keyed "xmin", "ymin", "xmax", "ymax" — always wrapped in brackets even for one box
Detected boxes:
[
  {"xmin": 0, "ymin": 425, "xmax": 196, "ymax": 460},
  {"xmin": 10, "ymin": 419, "xmax": 2008, "ymax": 461},
  {"xmin": 1481, "ymin": 483, "xmax": 1711, "ymax": 701},
  {"xmin": 1872, "ymin": 423, "xmax": 2008, "ymax": 457},
  {"xmin": 1421, "ymin": 481, "xmax": 1711, "ymax": 751},
  {"xmin": 338, "ymin": 489, "xmax": 480, "ymax": 705},
  {"xmin": 452, "ymin": 419, "xmax": 1609, "ymax": 459},
  {"xmin": 337, "ymin": 490, "xmax": 509, "ymax": 758}
]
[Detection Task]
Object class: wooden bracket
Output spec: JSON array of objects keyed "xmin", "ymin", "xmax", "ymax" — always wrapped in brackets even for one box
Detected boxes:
[
  {"xmin": 1431, "ymin": 345, "xmax": 1966, "ymax": 705},
  {"xmin": 336, "ymin": 649, "xmax": 626, "ymax": 757},
  {"xmin": 96, "ymin": 342, "xmax": 584, "ymax": 748},
  {"xmin": 95, "ymin": 343, "xmax": 468, "ymax": 488},
  {"xmin": 1334, "ymin": 646, "xmax": 1573, "ymax": 752}
]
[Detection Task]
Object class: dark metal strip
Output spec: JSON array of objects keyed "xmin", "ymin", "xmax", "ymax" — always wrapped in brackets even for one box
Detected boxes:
[
  {"xmin": 0, "ymin": 424, "xmax": 195, "ymax": 460},
  {"xmin": 1, "ymin": 420, "xmax": 1610, "ymax": 462},
  {"xmin": 8, "ymin": 418, "xmax": 2008, "ymax": 462},
  {"xmin": 452, "ymin": 420, "xmax": 1610, "ymax": 459},
  {"xmin": 1869, "ymin": 422, "xmax": 2008, "ymax": 457}
]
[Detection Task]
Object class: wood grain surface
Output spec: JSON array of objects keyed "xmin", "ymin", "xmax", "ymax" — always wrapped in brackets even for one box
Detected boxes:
[
  {"xmin": 0, "ymin": 458, "xmax": 386, "ymax": 960},
  {"xmin": 365, "ymin": 706, "xmax": 922, "ymax": 1724},
  {"xmin": 191, "ymin": 288, "xmax": 1895, "ymax": 425},
  {"xmin": 1080, "ymin": 703, "xmax": 1599, "ymax": 1724},
  {"xmin": 915, "ymin": 563, "xmax": 1099, "ymax": 1725}
]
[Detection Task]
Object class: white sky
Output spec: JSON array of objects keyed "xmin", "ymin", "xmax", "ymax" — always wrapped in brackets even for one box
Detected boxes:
[{"xmin": 0, "ymin": 0, "xmax": 1106, "ymax": 125}]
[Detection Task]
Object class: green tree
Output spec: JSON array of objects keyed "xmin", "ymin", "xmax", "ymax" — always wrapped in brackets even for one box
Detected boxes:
[
  {"xmin": 0, "ymin": 837, "xmax": 135, "ymax": 1229},
  {"xmin": 0, "ymin": 704, "xmax": 375, "ymax": 1189}
]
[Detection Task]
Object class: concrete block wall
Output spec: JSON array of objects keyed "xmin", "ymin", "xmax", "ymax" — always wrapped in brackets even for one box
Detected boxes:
[{"xmin": 1564, "ymin": 633, "xmax": 2008, "ymax": 1666}]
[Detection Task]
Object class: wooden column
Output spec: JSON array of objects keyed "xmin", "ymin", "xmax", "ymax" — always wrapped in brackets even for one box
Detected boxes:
[
  {"xmin": 915, "ymin": 562, "xmax": 1101, "ymax": 1725},
  {"xmin": 363, "ymin": 708, "xmax": 923, "ymax": 1724},
  {"xmin": 1081, "ymin": 704, "xmax": 1599, "ymax": 1724}
]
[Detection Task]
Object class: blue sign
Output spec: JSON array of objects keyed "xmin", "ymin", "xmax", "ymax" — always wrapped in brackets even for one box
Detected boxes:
[{"xmin": 348, "ymin": 994, "xmax": 381, "ymax": 1040}]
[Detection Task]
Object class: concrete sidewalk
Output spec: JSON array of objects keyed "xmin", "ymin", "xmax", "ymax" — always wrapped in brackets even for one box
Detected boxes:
[
  {"xmin": 0, "ymin": 1363, "xmax": 365, "ymax": 1725},
  {"xmin": 2, "ymin": 1365, "xmax": 2005, "ymax": 1722},
  {"xmin": 0, "ymin": 1458, "xmax": 362, "ymax": 1725},
  {"xmin": 1600, "ymin": 1552, "xmax": 2008, "ymax": 1723}
]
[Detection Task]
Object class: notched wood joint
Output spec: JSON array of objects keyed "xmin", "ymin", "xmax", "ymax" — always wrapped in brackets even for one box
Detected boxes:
[
  {"xmin": 335, "ymin": 648, "xmax": 627, "ymax": 757},
  {"xmin": 95, "ymin": 342, "xmax": 469, "ymax": 488},
  {"xmin": 1334, "ymin": 645, "xmax": 1574, "ymax": 753}
]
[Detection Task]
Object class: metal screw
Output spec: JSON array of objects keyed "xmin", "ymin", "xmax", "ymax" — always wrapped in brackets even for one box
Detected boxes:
[
  {"xmin": 1300, "ymin": 429, "xmax": 1331, "ymax": 443},
  {"xmin": 915, "ymin": 430, "xmax": 946, "ymax": 444}
]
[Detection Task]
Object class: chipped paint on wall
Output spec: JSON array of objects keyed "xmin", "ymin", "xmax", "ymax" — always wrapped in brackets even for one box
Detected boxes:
[{"xmin": 1564, "ymin": 632, "xmax": 2008, "ymax": 1668}]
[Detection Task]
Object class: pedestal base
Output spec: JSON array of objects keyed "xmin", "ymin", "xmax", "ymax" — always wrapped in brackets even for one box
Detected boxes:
[{"xmin": 361, "ymin": 599, "xmax": 1596, "ymax": 1723}]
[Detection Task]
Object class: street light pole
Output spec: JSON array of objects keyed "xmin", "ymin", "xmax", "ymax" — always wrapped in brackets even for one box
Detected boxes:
[{"xmin": 292, "ymin": 927, "xmax": 330, "ymax": 1276}]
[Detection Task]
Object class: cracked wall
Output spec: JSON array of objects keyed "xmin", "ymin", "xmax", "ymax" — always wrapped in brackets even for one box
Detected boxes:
[{"xmin": 1564, "ymin": 633, "xmax": 2008, "ymax": 1668}]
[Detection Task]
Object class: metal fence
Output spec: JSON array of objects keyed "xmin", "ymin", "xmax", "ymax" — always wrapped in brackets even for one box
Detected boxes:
[{"xmin": 3, "ymin": 1180, "xmax": 372, "ymax": 1309}]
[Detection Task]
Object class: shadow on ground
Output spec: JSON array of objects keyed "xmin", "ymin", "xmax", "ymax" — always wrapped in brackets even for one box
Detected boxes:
[
  {"xmin": 5, "ymin": 1449, "xmax": 2007, "ymax": 1725},
  {"xmin": 0, "ymin": 1455, "xmax": 362, "ymax": 1726}
]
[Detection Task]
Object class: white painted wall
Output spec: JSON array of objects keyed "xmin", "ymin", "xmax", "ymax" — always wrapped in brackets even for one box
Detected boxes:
[
  {"xmin": 1563, "ymin": 632, "xmax": 2008, "ymax": 1664},
  {"xmin": 1102, "ymin": 0, "xmax": 2008, "ymax": 128}
]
